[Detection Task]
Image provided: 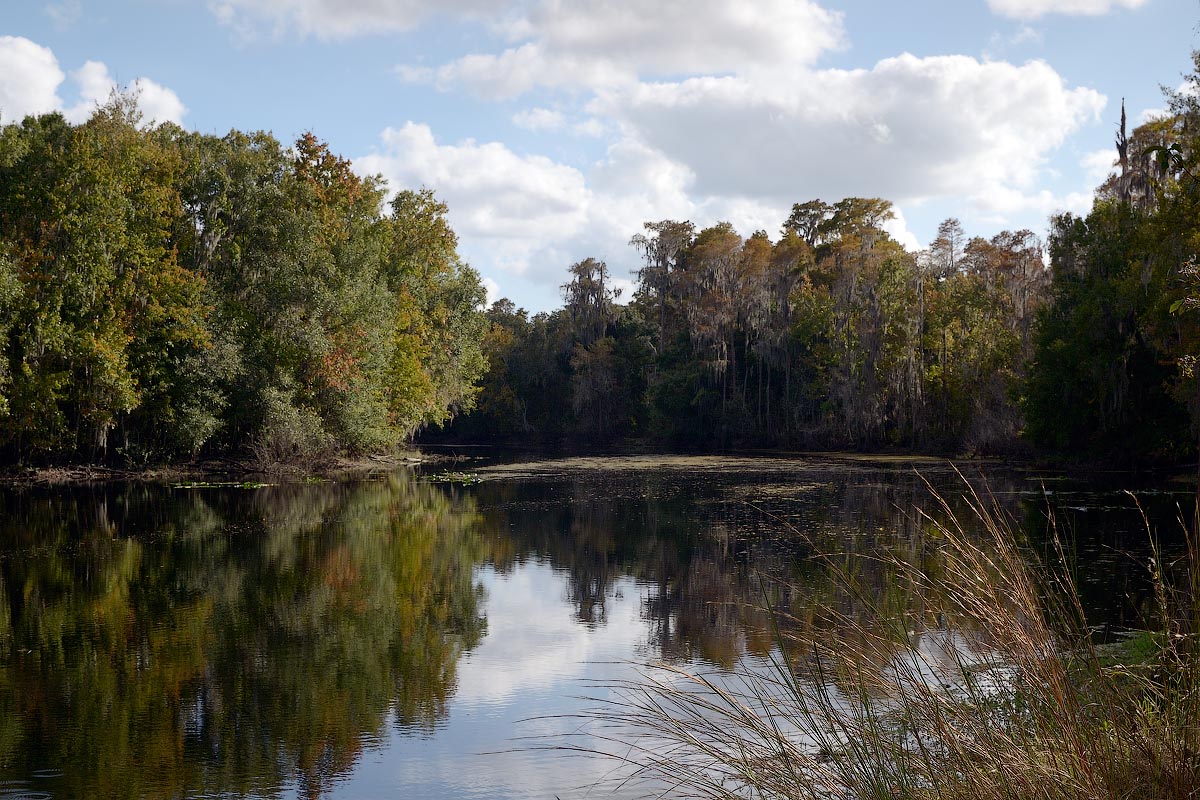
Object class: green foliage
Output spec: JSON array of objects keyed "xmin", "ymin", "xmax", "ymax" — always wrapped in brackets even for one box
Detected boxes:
[
  {"xmin": 0, "ymin": 98, "xmax": 487, "ymax": 465},
  {"xmin": 381, "ymin": 189, "xmax": 488, "ymax": 436},
  {"xmin": 1024, "ymin": 177, "xmax": 1195, "ymax": 462},
  {"xmin": 0, "ymin": 253, "xmax": 19, "ymax": 420},
  {"xmin": 443, "ymin": 199, "xmax": 1048, "ymax": 454}
]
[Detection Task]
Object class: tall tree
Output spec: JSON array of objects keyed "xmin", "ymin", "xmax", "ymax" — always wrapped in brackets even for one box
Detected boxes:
[{"xmin": 631, "ymin": 220, "xmax": 694, "ymax": 348}]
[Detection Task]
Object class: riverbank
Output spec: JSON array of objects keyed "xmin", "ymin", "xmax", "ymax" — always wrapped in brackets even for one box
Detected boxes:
[
  {"xmin": 5, "ymin": 443, "xmax": 1195, "ymax": 490},
  {"xmin": 0, "ymin": 450, "xmax": 430, "ymax": 486}
]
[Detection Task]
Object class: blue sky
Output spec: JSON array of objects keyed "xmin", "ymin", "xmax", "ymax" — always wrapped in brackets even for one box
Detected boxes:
[{"xmin": 2, "ymin": 0, "xmax": 1197, "ymax": 312}]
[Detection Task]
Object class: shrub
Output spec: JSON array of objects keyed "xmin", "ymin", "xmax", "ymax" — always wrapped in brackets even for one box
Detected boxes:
[{"xmin": 250, "ymin": 387, "xmax": 334, "ymax": 469}]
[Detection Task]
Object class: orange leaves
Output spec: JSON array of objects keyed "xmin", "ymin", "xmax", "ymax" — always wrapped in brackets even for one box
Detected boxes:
[{"xmin": 318, "ymin": 346, "xmax": 359, "ymax": 393}]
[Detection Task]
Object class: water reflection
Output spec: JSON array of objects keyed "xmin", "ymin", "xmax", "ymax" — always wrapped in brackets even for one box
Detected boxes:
[
  {"xmin": 0, "ymin": 457, "xmax": 1190, "ymax": 799},
  {"xmin": 471, "ymin": 461, "xmax": 1016, "ymax": 669},
  {"xmin": 0, "ymin": 476, "xmax": 486, "ymax": 799}
]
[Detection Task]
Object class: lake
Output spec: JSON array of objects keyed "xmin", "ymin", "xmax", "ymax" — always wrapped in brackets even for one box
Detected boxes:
[{"xmin": 0, "ymin": 454, "xmax": 1191, "ymax": 799}]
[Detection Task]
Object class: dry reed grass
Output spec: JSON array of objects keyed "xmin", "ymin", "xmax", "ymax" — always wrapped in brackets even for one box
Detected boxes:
[{"xmin": 571, "ymin": 479, "xmax": 1200, "ymax": 799}]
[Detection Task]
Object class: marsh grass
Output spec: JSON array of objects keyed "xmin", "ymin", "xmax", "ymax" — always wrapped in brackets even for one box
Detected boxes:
[{"xmin": 574, "ymin": 479, "xmax": 1200, "ymax": 799}]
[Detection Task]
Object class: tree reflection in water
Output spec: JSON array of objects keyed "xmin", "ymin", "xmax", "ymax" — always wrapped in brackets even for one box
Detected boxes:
[
  {"xmin": 0, "ymin": 475, "xmax": 486, "ymax": 799},
  {"xmin": 0, "ymin": 459, "xmax": 1185, "ymax": 799}
]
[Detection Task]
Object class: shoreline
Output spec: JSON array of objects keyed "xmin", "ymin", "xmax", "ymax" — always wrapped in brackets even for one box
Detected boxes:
[
  {"xmin": 4, "ymin": 444, "xmax": 1193, "ymax": 489},
  {"xmin": 0, "ymin": 450, "xmax": 432, "ymax": 487}
]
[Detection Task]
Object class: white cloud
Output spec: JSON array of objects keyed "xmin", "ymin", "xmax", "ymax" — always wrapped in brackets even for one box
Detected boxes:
[
  {"xmin": 0, "ymin": 38, "xmax": 186, "ymax": 127},
  {"xmin": 572, "ymin": 117, "xmax": 606, "ymax": 137},
  {"xmin": 970, "ymin": 185, "xmax": 1094, "ymax": 221},
  {"xmin": 512, "ymin": 107, "xmax": 565, "ymax": 132},
  {"xmin": 370, "ymin": 10, "xmax": 1106, "ymax": 303},
  {"xmin": 357, "ymin": 55, "xmax": 1101, "ymax": 306},
  {"xmin": 45, "ymin": 0, "xmax": 83, "ymax": 28},
  {"xmin": 598, "ymin": 54, "xmax": 1105, "ymax": 216},
  {"xmin": 1011, "ymin": 25, "xmax": 1044, "ymax": 45},
  {"xmin": 511, "ymin": 107, "xmax": 606, "ymax": 137},
  {"xmin": 1081, "ymin": 147, "xmax": 1116, "ymax": 185},
  {"xmin": 355, "ymin": 124, "xmax": 705, "ymax": 298},
  {"xmin": 420, "ymin": 0, "xmax": 845, "ymax": 99},
  {"xmin": 63, "ymin": 60, "xmax": 114, "ymax": 122},
  {"xmin": 588, "ymin": 138, "xmax": 695, "ymax": 229},
  {"xmin": 610, "ymin": 277, "xmax": 635, "ymax": 300},
  {"xmin": 429, "ymin": 43, "xmax": 626, "ymax": 99},
  {"xmin": 481, "ymin": 276, "xmax": 501, "ymax": 307},
  {"xmin": 884, "ymin": 207, "xmax": 922, "ymax": 252},
  {"xmin": 984, "ymin": 24, "xmax": 1045, "ymax": 60},
  {"xmin": 64, "ymin": 61, "xmax": 187, "ymax": 126},
  {"xmin": 987, "ymin": 0, "xmax": 1147, "ymax": 19},
  {"xmin": 394, "ymin": 63, "xmax": 435, "ymax": 84},
  {"xmin": 356, "ymin": 122, "xmax": 591, "ymax": 276},
  {"xmin": 130, "ymin": 77, "xmax": 188, "ymax": 126},
  {"xmin": 208, "ymin": 0, "xmax": 505, "ymax": 39},
  {"xmin": 0, "ymin": 36, "xmax": 65, "ymax": 123}
]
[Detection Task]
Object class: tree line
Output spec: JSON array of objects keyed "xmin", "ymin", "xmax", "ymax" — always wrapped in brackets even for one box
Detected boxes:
[
  {"xmin": 0, "ymin": 97, "xmax": 487, "ymax": 465},
  {"xmin": 6, "ymin": 64, "xmax": 1200, "ymax": 467},
  {"xmin": 439, "ymin": 58, "xmax": 1200, "ymax": 464}
]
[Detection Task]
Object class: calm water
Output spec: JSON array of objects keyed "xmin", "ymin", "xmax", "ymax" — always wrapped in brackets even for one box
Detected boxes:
[{"xmin": 0, "ymin": 454, "xmax": 1191, "ymax": 799}]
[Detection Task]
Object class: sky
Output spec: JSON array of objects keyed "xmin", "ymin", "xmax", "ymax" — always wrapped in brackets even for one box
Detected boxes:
[{"xmin": 1, "ymin": 0, "xmax": 1198, "ymax": 313}]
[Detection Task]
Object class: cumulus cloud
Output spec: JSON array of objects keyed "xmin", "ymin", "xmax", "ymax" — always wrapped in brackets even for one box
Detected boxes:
[
  {"xmin": 354, "ymin": 123, "xmax": 700, "ymax": 294},
  {"xmin": 884, "ymin": 207, "xmax": 922, "ymax": 252},
  {"xmin": 63, "ymin": 60, "xmax": 114, "ymax": 122},
  {"xmin": 572, "ymin": 117, "xmax": 606, "ymax": 137},
  {"xmin": 0, "ymin": 36, "xmax": 64, "ymax": 123},
  {"xmin": 1081, "ymin": 148, "xmax": 1116, "ymax": 185},
  {"xmin": 64, "ymin": 61, "xmax": 187, "ymax": 125},
  {"xmin": 355, "ymin": 115, "xmax": 871, "ymax": 301},
  {"xmin": 598, "ymin": 54, "xmax": 1104, "ymax": 214},
  {"xmin": 418, "ymin": 0, "xmax": 844, "ymax": 98},
  {"xmin": 987, "ymin": 0, "xmax": 1147, "ymax": 19},
  {"xmin": 359, "ymin": 3, "xmax": 1109, "ymax": 303},
  {"xmin": 0, "ymin": 37, "xmax": 185, "ymax": 127},
  {"xmin": 130, "ymin": 77, "xmax": 188, "ymax": 125},
  {"xmin": 208, "ymin": 0, "xmax": 505, "ymax": 39},
  {"xmin": 427, "ymin": 43, "xmax": 627, "ymax": 99},
  {"xmin": 479, "ymin": 276, "xmax": 502, "ymax": 308},
  {"xmin": 356, "ymin": 122, "xmax": 591, "ymax": 276},
  {"xmin": 356, "ymin": 62, "xmax": 1100, "ymax": 304},
  {"xmin": 970, "ymin": 185, "xmax": 1094, "ymax": 222}
]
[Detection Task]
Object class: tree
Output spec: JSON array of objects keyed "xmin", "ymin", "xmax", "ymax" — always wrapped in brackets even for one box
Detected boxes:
[
  {"xmin": 930, "ymin": 218, "xmax": 966, "ymax": 279},
  {"xmin": 631, "ymin": 220, "xmax": 695, "ymax": 349},
  {"xmin": 783, "ymin": 200, "xmax": 831, "ymax": 247},
  {"xmin": 0, "ymin": 104, "xmax": 488, "ymax": 464},
  {"xmin": 0, "ymin": 99, "xmax": 211, "ymax": 460},
  {"xmin": 562, "ymin": 257, "xmax": 617, "ymax": 345},
  {"xmin": 1025, "ymin": 203, "xmax": 1189, "ymax": 460}
]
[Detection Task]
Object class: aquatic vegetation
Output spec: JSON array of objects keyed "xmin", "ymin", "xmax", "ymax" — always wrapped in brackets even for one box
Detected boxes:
[
  {"xmin": 171, "ymin": 480, "xmax": 276, "ymax": 489},
  {"xmin": 422, "ymin": 470, "xmax": 483, "ymax": 485},
  {"xmin": 577, "ymin": 483, "xmax": 1200, "ymax": 799}
]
